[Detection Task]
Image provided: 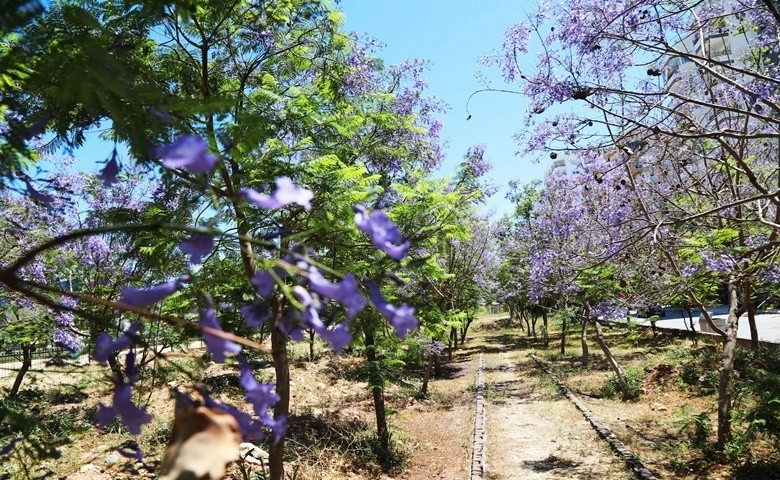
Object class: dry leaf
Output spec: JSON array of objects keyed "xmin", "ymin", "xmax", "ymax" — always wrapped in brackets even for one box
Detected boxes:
[{"xmin": 158, "ymin": 405, "xmax": 241, "ymax": 480}]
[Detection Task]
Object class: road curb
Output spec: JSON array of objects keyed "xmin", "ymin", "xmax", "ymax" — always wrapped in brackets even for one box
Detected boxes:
[
  {"xmin": 530, "ymin": 354, "xmax": 657, "ymax": 480},
  {"xmin": 470, "ymin": 353, "xmax": 486, "ymax": 480}
]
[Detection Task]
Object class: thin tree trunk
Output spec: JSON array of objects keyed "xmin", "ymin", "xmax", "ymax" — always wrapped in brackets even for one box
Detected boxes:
[
  {"xmin": 363, "ymin": 322, "xmax": 389, "ymax": 448},
  {"xmin": 560, "ymin": 314, "xmax": 567, "ymax": 355},
  {"xmin": 308, "ymin": 328, "xmax": 315, "ymax": 362},
  {"xmin": 269, "ymin": 293, "xmax": 289, "ymax": 480},
  {"xmin": 580, "ymin": 318, "xmax": 589, "ymax": 365},
  {"xmin": 460, "ymin": 315, "xmax": 473, "ymax": 344},
  {"xmin": 744, "ymin": 282, "xmax": 759, "ymax": 349},
  {"xmin": 421, "ymin": 354, "xmax": 435, "ymax": 396},
  {"xmin": 593, "ymin": 320, "xmax": 631, "ymax": 400},
  {"xmin": 685, "ymin": 306, "xmax": 698, "ymax": 347},
  {"xmin": 716, "ymin": 278, "xmax": 741, "ymax": 452},
  {"xmin": 9, "ymin": 344, "xmax": 33, "ymax": 397},
  {"xmin": 542, "ymin": 310, "xmax": 549, "ymax": 348}
]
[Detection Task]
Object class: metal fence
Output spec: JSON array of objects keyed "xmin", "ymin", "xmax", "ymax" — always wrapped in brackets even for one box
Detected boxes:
[{"xmin": 0, "ymin": 345, "xmax": 90, "ymax": 379}]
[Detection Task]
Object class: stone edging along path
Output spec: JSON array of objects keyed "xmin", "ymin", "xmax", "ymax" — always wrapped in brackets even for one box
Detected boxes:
[
  {"xmin": 470, "ymin": 353, "xmax": 486, "ymax": 480},
  {"xmin": 529, "ymin": 354, "xmax": 658, "ymax": 480}
]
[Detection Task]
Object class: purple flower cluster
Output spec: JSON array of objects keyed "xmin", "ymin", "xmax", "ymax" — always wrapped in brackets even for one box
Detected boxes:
[
  {"xmin": 53, "ymin": 296, "xmax": 83, "ymax": 352},
  {"xmin": 354, "ymin": 205, "xmax": 410, "ymax": 260},
  {"xmin": 96, "ymin": 352, "xmax": 152, "ymax": 435}
]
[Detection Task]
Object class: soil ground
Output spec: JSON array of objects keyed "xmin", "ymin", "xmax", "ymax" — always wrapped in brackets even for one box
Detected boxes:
[{"xmin": 1, "ymin": 313, "xmax": 776, "ymax": 479}]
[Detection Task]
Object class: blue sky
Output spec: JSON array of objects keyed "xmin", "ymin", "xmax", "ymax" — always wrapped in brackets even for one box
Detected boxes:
[
  {"xmin": 338, "ymin": 0, "xmax": 547, "ymax": 216},
  {"xmin": 68, "ymin": 1, "xmax": 545, "ymax": 216}
]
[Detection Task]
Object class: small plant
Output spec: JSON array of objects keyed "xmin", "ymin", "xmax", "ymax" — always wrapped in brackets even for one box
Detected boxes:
[{"xmin": 599, "ymin": 366, "xmax": 643, "ymax": 400}]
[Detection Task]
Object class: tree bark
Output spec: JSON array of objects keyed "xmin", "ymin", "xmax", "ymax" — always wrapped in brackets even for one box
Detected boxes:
[
  {"xmin": 593, "ymin": 320, "xmax": 631, "ymax": 400},
  {"xmin": 421, "ymin": 353, "xmax": 435, "ymax": 396},
  {"xmin": 580, "ymin": 318, "xmax": 589, "ymax": 365},
  {"xmin": 560, "ymin": 313, "xmax": 567, "ymax": 355},
  {"xmin": 542, "ymin": 310, "xmax": 549, "ymax": 348},
  {"xmin": 363, "ymin": 321, "xmax": 389, "ymax": 448},
  {"xmin": 716, "ymin": 278, "xmax": 741, "ymax": 452},
  {"xmin": 9, "ymin": 344, "xmax": 33, "ymax": 397},
  {"xmin": 744, "ymin": 282, "xmax": 759, "ymax": 349},
  {"xmin": 269, "ymin": 293, "xmax": 289, "ymax": 480}
]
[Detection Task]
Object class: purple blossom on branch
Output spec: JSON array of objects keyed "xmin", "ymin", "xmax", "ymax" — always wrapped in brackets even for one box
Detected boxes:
[
  {"xmin": 94, "ymin": 322, "xmax": 141, "ymax": 364},
  {"xmin": 241, "ymin": 301, "xmax": 271, "ymax": 328},
  {"xmin": 200, "ymin": 300, "xmax": 242, "ymax": 363},
  {"xmin": 307, "ymin": 268, "xmax": 366, "ymax": 319},
  {"xmin": 354, "ymin": 205, "xmax": 410, "ymax": 260},
  {"xmin": 367, "ymin": 281, "xmax": 417, "ymax": 339},
  {"xmin": 95, "ymin": 353, "xmax": 152, "ymax": 435},
  {"xmin": 53, "ymin": 296, "xmax": 83, "ymax": 352},
  {"xmin": 179, "ymin": 232, "xmax": 213, "ymax": 265},
  {"xmin": 96, "ymin": 154, "xmax": 120, "ymax": 187},
  {"xmin": 119, "ymin": 276, "xmax": 188, "ymax": 307},
  {"xmin": 240, "ymin": 177, "xmax": 313, "ymax": 211},
  {"xmin": 158, "ymin": 136, "xmax": 218, "ymax": 174}
]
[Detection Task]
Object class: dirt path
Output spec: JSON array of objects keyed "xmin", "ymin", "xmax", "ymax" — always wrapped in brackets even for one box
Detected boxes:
[{"xmin": 477, "ymin": 325, "xmax": 634, "ymax": 480}]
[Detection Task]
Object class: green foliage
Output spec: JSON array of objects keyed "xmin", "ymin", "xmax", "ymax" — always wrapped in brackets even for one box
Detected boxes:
[
  {"xmin": 599, "ymin": 366, "xmax": 643, "ymax": 400},
  {"xmin": 0, "ymin": 388, "xmax": 91, "ymax": 479}
]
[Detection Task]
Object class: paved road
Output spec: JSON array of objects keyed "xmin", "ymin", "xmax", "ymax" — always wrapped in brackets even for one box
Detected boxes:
[{"xmin": 634, "ymin": 306, "xmax": 780, "ymax": 344}]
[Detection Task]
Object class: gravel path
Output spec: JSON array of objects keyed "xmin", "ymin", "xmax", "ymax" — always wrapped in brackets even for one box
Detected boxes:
[{"xmin": 478, "ymin": 331, "xmax": 633, "ymax": 480}]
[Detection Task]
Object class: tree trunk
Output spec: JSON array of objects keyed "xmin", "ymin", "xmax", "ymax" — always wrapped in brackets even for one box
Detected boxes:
[
  {"xmin": 716, "ymin": 278, "xmax": 741, "ymax": 452},
  {"xmin": 308, "ymin": 328, "xmax": 316, "ymax": 362},
  {"xmin": 363, "ymin": 322, "xmax": 389, "ymax": 448},
  {"xmin": 542, "ymin": 310, "xmax": 549, "ymax": 348},
  {"xmin": 459, "ymin": 314, "xmax": 473, "ymax": 344},
  {"xmin": 684, "ymin": 306, "xmax": 698, "ymax": 347},
  {"xmin": 580, "ymin": 318, "xmax": 589, "ymax": 365},
  {"xmin": 744, "ymin": 282, "xmax": 759, "ymax": 349},
  {"xmin": 9, "ymin": 344, "xmax": 33, "ymax": 397},
  {"xmin": 421, "ymin": 353, "xmax": 435, "ymax": 396},
  {"xmin": 268, "ymin": 293, "xmax": 290, "ymax": 480},
  {"xmin": 560, "ymin": 313, "xmax": 567, "ymax": 355},
  {"xmin": 592, "ymin": 320, "xmax": 631, "ymax": 400},
  {"xmin": 449, "ymin": 327, "xmax": 459, "ymax": 358}
]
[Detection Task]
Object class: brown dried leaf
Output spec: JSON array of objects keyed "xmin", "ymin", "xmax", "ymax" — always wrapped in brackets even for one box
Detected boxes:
[{"xmin": 158, "ymin": 405, "xmax": 241, "ymax": 480}]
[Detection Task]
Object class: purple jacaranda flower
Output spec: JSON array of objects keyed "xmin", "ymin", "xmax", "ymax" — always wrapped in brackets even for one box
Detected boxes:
[
  {"xmin": 238, "ymin": 356, "xmax": 280, "ymax": 421},
  {"xmin": 250, "ymin": 271, "xmax": 276, "ymax": 298},
  {"xmin": 96, "ymin": 383, "xmax": 153, "ymax": 435},
  {"xmin": 240, "ymin": 177, "xmax": 313, "ymax": 211},
  {"xmin": 241, "ymin": 301, "xmax": 271, "ymax": 328},
  {"xmin": 201, "ymin": 302, "xmax": 242, "ymax": 363},
  {"xmin": 318, "ymin": 322, "xmax": 351, "ymax": 353},
  {"xmin": 94, "ymin": 322, "xmax": 141, "ymax": 364},
  {"xmin": 179, "ymin": 232, "xmax": 213, "ymax": 265},
  {"xmin": 158, "ymin": 135, "xmax": 218, "ymax": 174},
  {"xmin": 119, "ymin": 277, "xmax": 188, "ymax": 307},
  {"xmin": 292, "ymin": 286, "xmax": 352, "ymax": 352},
  {"xmin": 24, "ymin": 179, "xmax": 54, "ymax": 207},
  {"xmin": 97, "ymin": 155, "xmax": 120, "ymax": 187},
  {"xmin": 367, "ymin": 281, "xmax": 417, "ymax": 339},
  {"xmin": 307, "ymin": 268, "xmax": 366, "ymax": 319},
  {"xmin": 353, "ymin": 205, "xmax": 410, "ymax": 260}
]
